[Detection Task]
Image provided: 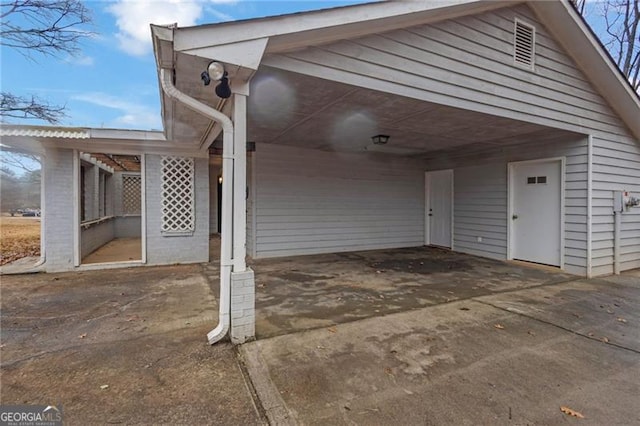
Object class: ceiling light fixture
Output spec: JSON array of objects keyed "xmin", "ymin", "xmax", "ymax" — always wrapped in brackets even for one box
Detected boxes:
[
  {"xmin": 201, "ymin": 61, "xmax": 231, "ymax": 99},
  {"xmin": 371, "ymin": 134, "xmax": 390, "ymax": 145}
]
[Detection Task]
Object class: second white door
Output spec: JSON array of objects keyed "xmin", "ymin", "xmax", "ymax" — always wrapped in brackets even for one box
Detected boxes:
[
  {"xmin": 510, "ymin": 159, "xmax": 562, "ymax": 266},
  {"xmin": 426, "ymin": 170, "xmax": 453, "ymax": 248}
]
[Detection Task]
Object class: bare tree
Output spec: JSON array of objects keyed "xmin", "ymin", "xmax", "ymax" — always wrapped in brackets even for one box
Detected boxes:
[
  {"xmin": 0, "ymin": 150, "xmax": 41, "ymax": 174},
  {"xmin": 0, "ymin": 0, "xmax": 91, "ymax": 123},
  {"xmin": 1, "ymin": 92, "xmax": 66, "ymax": 123},
  {"xmin": 573, "ymin": 0, "xmax": 640, "ymax": 92}
]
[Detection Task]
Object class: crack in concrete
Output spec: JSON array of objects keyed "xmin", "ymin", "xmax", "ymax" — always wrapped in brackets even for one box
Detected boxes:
[{"xmin": 474, "ymin": 298, "xmax": 640, "ymax": 356}]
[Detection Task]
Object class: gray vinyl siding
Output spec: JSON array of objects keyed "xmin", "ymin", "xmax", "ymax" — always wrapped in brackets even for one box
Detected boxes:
[
  {"xmin": 424, "ymin": 137, "xmax": 588, "ymax": 276},
  {"xmin": 263, "ymin": 4, "xmax": 640, "ymax": 275},
  {"xmin": 252, "ymin": 143, "xmax": 424, "ymax": 258},
  {"xmin": 591, "ymin": 137, "xmax": 640, "ymax": 275}
]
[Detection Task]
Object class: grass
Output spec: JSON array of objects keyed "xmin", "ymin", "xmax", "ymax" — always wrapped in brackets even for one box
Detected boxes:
[{"xmin": 0, "ymin": 216, "xmax": 41, "ymax": 265}]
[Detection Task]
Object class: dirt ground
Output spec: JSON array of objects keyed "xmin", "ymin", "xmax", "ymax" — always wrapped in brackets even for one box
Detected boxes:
[
  {"xmin": 0, "ymin": 216, "xmax": 40, "ymax": 265},
  {"xmin": 0, "ymin": 264, "xmax": 262, "ymax": 425}
]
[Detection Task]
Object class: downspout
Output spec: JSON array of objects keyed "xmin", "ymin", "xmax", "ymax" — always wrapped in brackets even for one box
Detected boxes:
[
  {"xmin": 159, "ymin": 68, "xmax": 234, "ymax": 344},
  {"xmin": 35, "ymin": 154, "xmax": 46, "ymax": 268},
  {"xmin": 586, "ymin": 135, "xmax": 592, "ymax": 278}
]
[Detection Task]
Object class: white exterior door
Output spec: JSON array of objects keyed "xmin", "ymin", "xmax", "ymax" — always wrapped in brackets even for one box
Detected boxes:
[
  {"xmin": 510, "ymin": 159, "xmax": 562, "ymax": 266},
  {"xmin": 426, "ymin": 170, "xmax": 453, "ymax": 248}
]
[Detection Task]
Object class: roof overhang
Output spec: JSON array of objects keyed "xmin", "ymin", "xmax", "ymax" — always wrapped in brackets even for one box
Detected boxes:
[
  {"xmin": 154, "ymin": 0, "xmax": 640, "ymax": 143},
  {"xmin": 0, "ymin": 125, "xmax": 208, "ymax": 157}
]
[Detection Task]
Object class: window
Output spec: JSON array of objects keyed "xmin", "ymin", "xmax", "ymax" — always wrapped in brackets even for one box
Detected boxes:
[
  {"xmin": 527, "ymin": 176, "xmax": 547, "ymax": 185},
  {"xmin": 161, "ymin": 156, "xmax": 195, "ymax": 234},
  {"xmin": 79, "ymin": 155, "xmax": 114, "ymax": 223},
  {"xmin": 80, "ymin": 165, "xmax": 86, "ymax": 221},
  {"xmin": 514, "ymin": 19, "xmax": 535, "ymax": 69},
  {"xmin": 122, "ymin": 174, "xmax": 142, "ymax": 215}
]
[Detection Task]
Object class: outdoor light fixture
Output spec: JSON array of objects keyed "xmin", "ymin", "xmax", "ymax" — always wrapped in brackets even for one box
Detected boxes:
[
  {"xmin": 371, "ymin": 134, "xmax": 390, "ymax": 145},
  {"xmin": 201, "ymin": 61, "xmax": 231, "ymax": 99}
]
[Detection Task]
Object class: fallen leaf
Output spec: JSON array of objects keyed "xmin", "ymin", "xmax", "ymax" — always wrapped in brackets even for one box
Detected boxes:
[
  {"xmin": 588, "ymin": 332, "xmax": 594, "ymax": 337},
  {"xmin": 572, "ymin": 313, "xmax": 582, "ymax": 318},
  {"xmin": 606, "ymin": 309, "xmax": 614, "ymax": 314},
  {"xmin": 560, "ymin": 406, "xmax": 584, "ymax": 418},
  {"xmin": 617, "ymin": 317, "xmax": 627, "ymax": 323},
  {"xmin": 602, "ymin": 337, "xmax": 609, "ymax": 343},
  {"xmin": 527, "ymin": 330, "xmax": 536, "ymax": 336},
  {"xmin": 384, "ymin": 367, "xmax": 393, "ymax": 376},
  {"xmin": 100, "ymin": 385, "xmax": 109, "ymax": 390},
  {"xmin": 327, "ymin": 326, "xmax": 337, "ymax": 333},
  {"xmin": 316, "ymin": 345, "xmax": 326, "ymax": 350},
  {"xmin": 494, "ymin": 324, "xmax": 505, "ymax": 330},
  {"xmin": 78, "ymin": 333, "xmax": 87, "ymax": 339}
]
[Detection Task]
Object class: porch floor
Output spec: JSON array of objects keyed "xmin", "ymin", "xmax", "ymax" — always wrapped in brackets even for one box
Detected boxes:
[
  {"xmin": 82, "ymin": 237, "xmax": 142, "ymax": 264},
  {"xmin": 250, "ymin": 247, "xmax": 575, "ymax": 339}
]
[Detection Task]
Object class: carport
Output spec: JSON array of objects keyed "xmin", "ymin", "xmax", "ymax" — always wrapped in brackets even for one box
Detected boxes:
[{"xmin": 151, "ymin": 0, "xmax": 640, "ymax": 344}]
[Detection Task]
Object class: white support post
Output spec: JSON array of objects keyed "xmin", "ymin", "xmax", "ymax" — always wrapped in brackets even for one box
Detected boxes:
[
  {"xmin": 233, "ymin": 93, "xmax": 248, "ymax": 272},
  {"xmin": 230, "ymin": 90, "xmax": 255, "ymax": 344}
]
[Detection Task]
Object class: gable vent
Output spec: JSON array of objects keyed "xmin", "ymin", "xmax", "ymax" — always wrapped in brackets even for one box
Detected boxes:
[{"xmin": 514, "ymin": 19, "xmax": 535, "ymax": 68}]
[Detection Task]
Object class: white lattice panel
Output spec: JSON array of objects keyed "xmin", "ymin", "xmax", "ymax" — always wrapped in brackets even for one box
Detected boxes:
[
  {"xmin": 161, "ymin": 156, "xmax": 195, "ymax": 233},
  {"xmin": 122, "ymin": 174, "xmax": 141, "ymax": 215}
]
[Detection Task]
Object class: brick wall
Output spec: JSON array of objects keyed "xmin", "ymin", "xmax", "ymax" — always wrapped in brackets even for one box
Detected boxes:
[
  {"xmin": 43, "ymin": 148, "xmax": 76, "ymax": 271},
  {"xmin": 230, "ymin": 268, "xmax": 255, "ymax": 343},
  {"xmin": 144, "ymin": 155, "xmax": 210, "ymax": 265}
]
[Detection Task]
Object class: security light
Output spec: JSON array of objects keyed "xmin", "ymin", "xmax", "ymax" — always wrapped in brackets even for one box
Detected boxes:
[{"xmin": 201, "ymin": 61, "xmax": 231, "ymax": 99}]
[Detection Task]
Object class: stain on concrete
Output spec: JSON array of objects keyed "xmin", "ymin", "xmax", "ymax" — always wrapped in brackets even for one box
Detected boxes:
[{"xmin": 251, "ymin": 246, "xmax": 575, "ymax": 338}]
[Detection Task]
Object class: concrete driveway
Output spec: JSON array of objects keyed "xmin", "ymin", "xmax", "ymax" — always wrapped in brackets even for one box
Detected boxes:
[
  {"xmin": 243, "ymin": 267, "xmax": 640, "ymax": 425},
  {"xmin": 251, "ymin": 247, "xmax": 576, "ymax": 338},
  {"xmin": 1, "ymin": 248, "xmax": 639, "ymax": 425}
]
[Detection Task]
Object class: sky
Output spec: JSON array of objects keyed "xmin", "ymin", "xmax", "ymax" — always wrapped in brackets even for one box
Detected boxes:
[
  {"xmin": 0, "ymin": 1, "xmax": 631, "ymax": 134},
  {"xmin": 1, "ymin": 0, "xmax": 370, "ymax": 131}
]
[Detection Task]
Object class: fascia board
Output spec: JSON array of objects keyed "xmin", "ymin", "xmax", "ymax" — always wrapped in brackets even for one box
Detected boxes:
[{"xmin": 173, "ymin": 1, "xmax": 517, "ymax": 55}]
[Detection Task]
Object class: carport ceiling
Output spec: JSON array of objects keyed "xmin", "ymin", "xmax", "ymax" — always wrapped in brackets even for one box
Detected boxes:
[{"xmin": 248, "ymin": 66, "xmax": 563, "ymax": 155}]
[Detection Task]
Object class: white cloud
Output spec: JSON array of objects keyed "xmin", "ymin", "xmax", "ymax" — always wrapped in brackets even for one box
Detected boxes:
[
  {"xmin": 107, "ymin": 0, "xmax": 203, "ymax": 56},
  {"xmin": 204, "ymin": 7, "xmax": 234, "ymax": 22},
  {"xmin": 65, "ymin": 55, "xmax": 95, "ymax": 66},
  {"xmin": 72, "ymin": 92, "xmax": 162, "ymax": 129},
  {"xmin": 107, "ymin": 0, "xmax": 237, "ymax": 56}
]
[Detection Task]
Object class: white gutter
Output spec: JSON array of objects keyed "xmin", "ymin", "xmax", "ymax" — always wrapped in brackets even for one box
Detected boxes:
[{"xmin": 160, "ymin": 68, "xmax": 234, "ymax": 344}]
